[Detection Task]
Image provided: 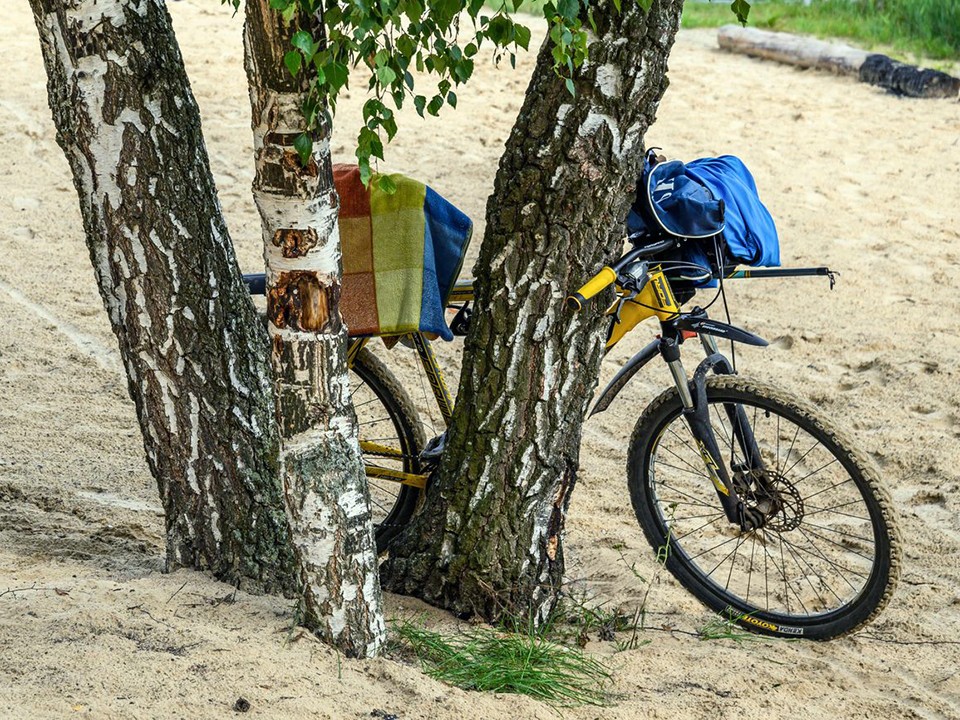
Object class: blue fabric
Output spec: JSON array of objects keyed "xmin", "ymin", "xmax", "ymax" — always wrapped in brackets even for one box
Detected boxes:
[
  {"xmin": 686, "ymin": 156, "xmax": 780, "ymax": 267},
  {"xmin": 640, "ymin": 160, "xmax": 725, "ymax": 239},
  {"xmin": 626, "ymin": 154, "xmax": 780, "ymax": 288},
  {"xmin": 419, "ymin": 186, "xmax": 473, "ymax": 340}
]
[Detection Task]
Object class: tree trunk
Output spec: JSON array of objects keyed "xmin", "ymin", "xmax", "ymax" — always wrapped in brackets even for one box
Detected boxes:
[
  {"xmin": 381, "ymin": 0, "xmax": 684, "ymax": 624},
  {"xmin": 243, "ymin": 0, "xmax": 385, "ymax": 657},
  {"xmin": 27, "ymin": 0, "xmax": 297, "ymax": 594}
]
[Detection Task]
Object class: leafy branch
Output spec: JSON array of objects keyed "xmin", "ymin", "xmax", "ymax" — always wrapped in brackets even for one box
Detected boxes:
[{"xmin": 228, "ymin": 0, "xmax": 750, "ymax": 187}]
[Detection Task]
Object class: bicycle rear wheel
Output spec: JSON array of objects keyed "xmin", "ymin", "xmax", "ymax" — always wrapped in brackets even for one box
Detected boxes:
[
  {"xmin": 351, "ymin": 347, "xmax": 426, "ymax": 553},
  {"xmin": 627, "ymin": 375, "xmax": 900, "ymax": 640}
]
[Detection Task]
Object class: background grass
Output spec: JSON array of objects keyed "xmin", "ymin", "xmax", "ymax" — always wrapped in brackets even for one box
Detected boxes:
[
  {"xmin": 682, "ymin": 0, "xmax": 960, "ymax": 61},
  {"xmin": 499, "ymin": 1, "xmax": 959, "ymax": 61}
]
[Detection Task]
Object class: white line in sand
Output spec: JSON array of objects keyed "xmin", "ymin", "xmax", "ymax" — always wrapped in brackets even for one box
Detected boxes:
[{"xmin": 0, "ymin": 277, "xmax": 121, "ymax": 374}]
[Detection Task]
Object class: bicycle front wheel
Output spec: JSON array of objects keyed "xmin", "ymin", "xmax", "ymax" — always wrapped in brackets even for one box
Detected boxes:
[
  {"xmin": 351, "ymin": 348, "xmax": 426, "ymax": 553},
  {"xmin": 627, "ymin": 375, "xmax": 901, "ymax": 640}
]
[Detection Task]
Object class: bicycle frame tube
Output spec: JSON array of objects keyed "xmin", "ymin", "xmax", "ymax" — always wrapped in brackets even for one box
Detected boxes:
[{"xmin": 410, "ymin": 332, "xmax": 455, "ymax": 425}]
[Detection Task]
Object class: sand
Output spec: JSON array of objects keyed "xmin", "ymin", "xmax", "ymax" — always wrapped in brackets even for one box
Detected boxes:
[{"xmin": 2, "ymin": 2, "xmax": 960, "ymax": 718}]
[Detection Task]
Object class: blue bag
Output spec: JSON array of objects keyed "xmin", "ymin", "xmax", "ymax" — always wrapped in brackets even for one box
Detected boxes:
[{"xmin": 627, "ymin": 153, "xmax": 780, "ymax": 273}]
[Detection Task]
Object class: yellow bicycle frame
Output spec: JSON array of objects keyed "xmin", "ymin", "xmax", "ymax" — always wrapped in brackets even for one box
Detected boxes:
[{"xmin": 605, "ymin": 267, "xmax": 680, "ymax": 350}]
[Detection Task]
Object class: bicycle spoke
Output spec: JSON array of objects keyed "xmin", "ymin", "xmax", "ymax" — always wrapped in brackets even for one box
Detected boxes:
[
  {"xmin": 686, "ymin": 533, "xmax": 740, "ymax": 563},
  {"xmin": 782, "ymin": 422, "xmax": 802, "ymax": 477},
  {"xmin": 794, "ymin": 456, "xmax": 839, "ymax": 485},
  {"xmin": 794, "ymin": 527, "xmax": 867, "ymax": 591},
  {"xmin": 777, "ymin": 533, "xmax": 832, "ymax": 610},
  {"xmin": 674, "ymin": 515, "xmax": 727, "ymax": 542},
  {"xmin": 774, "ymin": 531, "xmax": 812, "ymax": 614},
  {"xmin": 358, "ymin": 415, "xmax": 393, "ymax": 427},
  {"xmin": 799, "ymin": 525, "xmax": 876, "ymax": 564},
  {"xmin": 783, "ymin": 438, "xmax": 821, "ymax": 478},
  {"xmin": 801, "ymin": 478, "xmax": 857, "ymax": 502},
  {"xmin": 721, "ymin": 532, "xmax": 747, "ymax": 591},
  {"xmin": 746, "ymin": 532, "xmax": 757, "ymax": 604},
  {"xmin": 803, "ymin": 521, "xmax": 875, "ymax": 545},
  {"xmin": 804, "ymin": 501, "xmax": 870, "ymax": 522},
  {"xmin": 655, "ymin": 460, "xmax": 712, "ymax": 482},
  {"xmin": 655, "ymin": 481, "xmax": 720, "ymax": 511}
]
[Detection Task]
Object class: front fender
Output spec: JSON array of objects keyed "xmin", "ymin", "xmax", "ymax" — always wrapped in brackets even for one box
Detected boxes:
[
  {"xmin": 589, "ymin": 339, "xmax": 661, "ymax": 417},
  {"xmin": 675, "ymin": 317, "xmax": 768, "ymax": 347}
]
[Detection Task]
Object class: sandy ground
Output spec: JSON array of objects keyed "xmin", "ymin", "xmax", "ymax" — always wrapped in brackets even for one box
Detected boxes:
[{"xmin": 2, "ymin": 2, "xmax": 960, "ymax": 718}]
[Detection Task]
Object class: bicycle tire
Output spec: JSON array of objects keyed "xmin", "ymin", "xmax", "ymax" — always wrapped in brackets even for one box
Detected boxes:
[
  {"xmin": 627, "ymin": 374, "xmax": 901, "ymax": 640},
  {"xmin": 351, "ymin": 347, "xmax": 426, "ymax": 553}
]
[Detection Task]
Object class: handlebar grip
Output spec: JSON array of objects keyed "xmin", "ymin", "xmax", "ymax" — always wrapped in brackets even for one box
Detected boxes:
[{"xmin": 566, "ymin": 266, "xmax": 617, "ymax": 310}]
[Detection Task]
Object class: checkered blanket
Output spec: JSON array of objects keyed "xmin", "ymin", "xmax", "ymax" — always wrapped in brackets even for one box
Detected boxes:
[{"xmin": 334, "ymin": 164, "xmax": 473, "ymax": 340}]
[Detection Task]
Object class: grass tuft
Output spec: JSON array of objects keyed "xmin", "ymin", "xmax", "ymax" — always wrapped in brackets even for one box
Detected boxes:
[
  {"xmin": 697, "ymin": 612, "xmax": 760, "ymax": 643},
  {"xmin": 391, "ymin": 618, "xmax": 612, "ymax": 706}
]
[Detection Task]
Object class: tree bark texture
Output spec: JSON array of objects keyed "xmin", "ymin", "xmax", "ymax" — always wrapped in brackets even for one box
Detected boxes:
[
  {"xmin": 28, "ymin": 0, "xmax": 298, "ymax": 594},
  {"xmin": 244, "ymin": 0, "xmax": 385, "ymax": 657},
  {"xmin": 381, "ymin": 0, "xmax": 684, "ymax": 624}
]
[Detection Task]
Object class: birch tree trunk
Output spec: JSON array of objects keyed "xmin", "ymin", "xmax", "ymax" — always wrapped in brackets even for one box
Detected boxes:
[
  {"xmin": 381, "ymin": 0, "xmax": 684, "ymax": 624},
  {"xmin": 28, "ymin": 0, "xmax": 298, "ymax": 594},
  {"xmin": 243, "ymin": 0, "xmax": 385, "ymax": 657}
]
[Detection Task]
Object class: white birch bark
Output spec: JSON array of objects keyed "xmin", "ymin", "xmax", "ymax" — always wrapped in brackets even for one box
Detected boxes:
[
  {"xmin": 243, "ymin": 0, "xmax": 385, "ymax": 658},
  {"xmin": 381, "ymin": 0, "xmax": 685, "ymax": 625},
  {"xmin": 27, "ymin": 0, "xmax": 297, "ymax": 594}
]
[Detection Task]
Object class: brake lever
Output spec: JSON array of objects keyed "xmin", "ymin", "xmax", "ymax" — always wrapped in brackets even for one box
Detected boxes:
[
  {"xmin": 612, "ymin": 289, "xmax": 638, "ymax": 324},
  {"xmin": 611, "ymin": 261, "xmax": 650, "ymax": 323}
]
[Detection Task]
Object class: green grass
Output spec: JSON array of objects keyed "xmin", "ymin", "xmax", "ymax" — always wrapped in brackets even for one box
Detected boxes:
[
  {"xmin": 390, "ymin": 618, "xmax": 612, "ymax": 706},
  {"xmin": 682, "ymin": 0, "xmax": 960, "ymax": 61}
]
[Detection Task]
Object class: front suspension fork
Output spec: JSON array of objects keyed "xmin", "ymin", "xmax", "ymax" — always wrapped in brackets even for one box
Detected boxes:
[{"xmin": 661, "ymin": 335, "xmax": 767, "ymax": 531}]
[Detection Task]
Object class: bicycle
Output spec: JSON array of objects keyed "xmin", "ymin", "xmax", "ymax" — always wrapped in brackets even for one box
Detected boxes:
[{"xmin": 244, "ymin": 231, "xmax": 901, "ymax": 640}]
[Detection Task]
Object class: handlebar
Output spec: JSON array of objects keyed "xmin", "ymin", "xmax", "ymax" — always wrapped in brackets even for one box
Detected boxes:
[
  {"xmin": 566, "ymin": 266, "xmax": 616, "ymax": 310},
  {"xmin": 566, "ymin": 237, "xmax": 677, "ymax": 310}
]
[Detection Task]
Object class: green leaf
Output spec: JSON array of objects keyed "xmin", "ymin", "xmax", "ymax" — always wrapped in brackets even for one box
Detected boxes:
[
  {"xmin": 414, "ymin": 94, "xmax": 427, "ymax": 117},
  {"xmin": 326, "ymin": 61, "xmax": 349, "ymax": 92},
  {"xmin": 284, "ymin": 50, "xmax": 302, "ymax": 78},
  {"xmin": 311, "ymin": 56, "xmax": 326, "ymax": 84},
  {"xmin": 293, "ymin": 133, "xmax": 313, "ymax": 166},
  {"xmin": 376, "ymin": 65, "xmax": 398, "ymax": 86},
  {"xmin": 453, "ymin": 58, "xmax": 474, "ymax": 83},
  {"xmin": 376, "ymin": 174, "xmax": 398, "ymax": 194},
  {"xmin": 358, "ymin": 156, "xmax": 372, "ymax": 186},
  {"xmin": 565, "ymin": 77, "xmax": 575, "ymax": 97},
  {"xmin": 486, "ymin": 15, "xmax": 513, "ymax": 46},
  {"xmin": 427, "ymin": 94, "xmax": 443, "ymax": 116},
  {"xmin": 292, "ymin": 30, "xmax": 314, "ymax": 59},
  {"xmin": 382, "ymin": 116, "xmax": 398, "ymax": 139},
  {"xmin": 514, "ymin": 24, "xmax": 531, "ymax": 51},
  {"xmin": 730, "ymin": 0, "xmax": 750, "ymax": 24},
  {"xmin": 446, "ymin": 91, "xmax": 457, "ymax": 108},
  {"xmin": 557, "ymin": 0, "xmax": 578, "ymax": 21}
]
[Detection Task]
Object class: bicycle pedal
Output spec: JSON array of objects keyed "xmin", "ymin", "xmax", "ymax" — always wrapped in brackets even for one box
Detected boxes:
[{"xmin": 420, "ymin": 431, "xmax": 448, "ymax": 463}]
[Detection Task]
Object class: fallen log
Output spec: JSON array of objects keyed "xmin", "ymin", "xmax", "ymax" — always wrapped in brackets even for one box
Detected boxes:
[
  {"xmin": 717, "ymin": 25, "xmax": 960, "ymax": 100},
  {"xmin": 717, "ymin": 25, "xmax": 868, "ymax": 76},
  {"xmin": 859, "ymin": 54, "xmax": 960, "ymax": 100}
]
